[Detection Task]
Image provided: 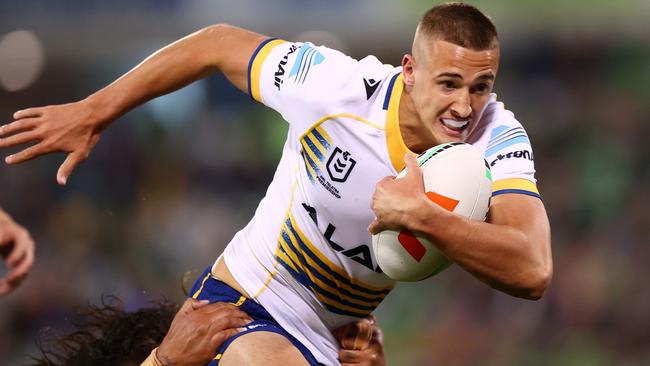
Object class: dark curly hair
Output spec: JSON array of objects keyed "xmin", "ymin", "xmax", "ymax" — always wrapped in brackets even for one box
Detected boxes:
[{"xmin": 28, "ymin": 295, "xmax": 178, "ymax": 366}]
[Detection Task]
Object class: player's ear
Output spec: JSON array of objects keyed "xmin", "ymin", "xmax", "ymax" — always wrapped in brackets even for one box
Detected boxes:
[{"xmin": 402, "ymin": 54, "xmax": 415, "ymax": 86}]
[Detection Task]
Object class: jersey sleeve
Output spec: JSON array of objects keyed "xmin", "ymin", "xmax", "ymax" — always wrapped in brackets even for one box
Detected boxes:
[
  {"xmin": 247, "ymin": 38, "xmax": 361, "ymax": 131},
  {"xmin": 482, "ymin": 109, "xmax": 541, "ymax": 199}
]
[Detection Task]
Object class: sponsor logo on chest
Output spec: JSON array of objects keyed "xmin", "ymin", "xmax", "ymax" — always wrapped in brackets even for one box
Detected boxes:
[{"xmin": 302, "ymin": 203, "xmax": 380, "ymax": 272}]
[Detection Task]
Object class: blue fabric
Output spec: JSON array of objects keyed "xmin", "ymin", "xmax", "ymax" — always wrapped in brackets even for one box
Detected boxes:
[{"xmin": 189, "ymin": 266, "xmax": 321, "ymax": 366}]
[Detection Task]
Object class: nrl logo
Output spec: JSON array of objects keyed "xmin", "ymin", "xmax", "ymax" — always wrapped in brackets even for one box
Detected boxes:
[{"xmin": 326, "ymin": 147, "xmax": 356, "ymax": 183}]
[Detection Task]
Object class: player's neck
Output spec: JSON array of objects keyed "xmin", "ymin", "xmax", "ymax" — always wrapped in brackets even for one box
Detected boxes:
[{"xmin": 398, "ymin": 86, "xmax": 432, "ymax": 154}]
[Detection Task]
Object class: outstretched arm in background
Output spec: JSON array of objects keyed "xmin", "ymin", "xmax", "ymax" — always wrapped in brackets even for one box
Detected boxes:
[
  {"xmin": 0, "ymin": 25, "xmax": 267, "ymax": 185},
  {"xmin": 0, "ymin": 208, "xmax": 35, "ymax": 296}
]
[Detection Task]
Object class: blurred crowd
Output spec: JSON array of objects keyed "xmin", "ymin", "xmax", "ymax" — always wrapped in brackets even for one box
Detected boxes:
[{"xmin": 1, "ymin": 1, "xmax": 649, "ymax": 365}]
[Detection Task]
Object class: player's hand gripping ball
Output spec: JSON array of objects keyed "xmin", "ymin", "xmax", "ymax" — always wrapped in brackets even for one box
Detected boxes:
[{"xmin": 372, "ymin": 142, "xmax": 492, "ymax": 281}]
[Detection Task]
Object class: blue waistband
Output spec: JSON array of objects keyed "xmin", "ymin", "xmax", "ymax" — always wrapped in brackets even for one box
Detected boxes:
[{"xmin": 189, "ymin": 266, "xmax": 322, "ymax": 366}]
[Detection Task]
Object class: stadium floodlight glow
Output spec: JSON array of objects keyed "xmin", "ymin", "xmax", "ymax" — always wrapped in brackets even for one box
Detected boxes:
[{"xmin": 0, "ymin": 30, "xmax": 45, "ymax": 92}]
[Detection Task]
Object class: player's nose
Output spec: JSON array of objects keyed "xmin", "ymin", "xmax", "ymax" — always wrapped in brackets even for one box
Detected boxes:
[{"xmin": 450, "ymin": 91, "xmax": 472, "ymax": 119}]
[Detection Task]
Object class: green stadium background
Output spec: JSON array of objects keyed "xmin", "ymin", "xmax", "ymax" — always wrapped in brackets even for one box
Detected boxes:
[{"xmin": 1, "ymin": 1, "xmax": 649, "ymax": 365}]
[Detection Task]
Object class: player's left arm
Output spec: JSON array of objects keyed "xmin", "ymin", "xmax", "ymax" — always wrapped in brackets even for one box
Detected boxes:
[{"xmin": 369, "ymin": 154, "xmax": 552, "ymax": 300}]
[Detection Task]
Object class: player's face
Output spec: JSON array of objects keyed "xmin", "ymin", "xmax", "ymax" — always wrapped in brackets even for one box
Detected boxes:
[{"xmin": 403, "ymin": 38, "xmax": 499, "ymax": 148}]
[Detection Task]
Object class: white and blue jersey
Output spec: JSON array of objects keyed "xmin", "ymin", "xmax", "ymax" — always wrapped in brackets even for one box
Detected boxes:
[{"xmin": 216, "ymin": 39, "xmax": 540, "ymax": 365}]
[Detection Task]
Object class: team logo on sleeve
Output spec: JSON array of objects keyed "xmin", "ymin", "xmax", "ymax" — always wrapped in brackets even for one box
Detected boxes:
[
  {"xmin": 327, "ymin": 147, "xmax": 356, "ymax": 183},
  {"xmin": 287, "ymin": 42, "xmax": 325, "ymax": 85}
]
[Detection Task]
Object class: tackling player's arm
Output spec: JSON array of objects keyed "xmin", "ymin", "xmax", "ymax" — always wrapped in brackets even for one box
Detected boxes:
[
  {"xmin": 335, "ymin": 315, "xmax": 386, "ymax": 366},
  {"xmin": 141, "ymin": 298, "xmax": 252, "ymax": 366},
  {"xmin": 0, "ymin": 25, "xmax": 267, "ymax": 185},
  {"xmin": 369, "ymin": 154, "xmax": 552, "ymax": 300}
]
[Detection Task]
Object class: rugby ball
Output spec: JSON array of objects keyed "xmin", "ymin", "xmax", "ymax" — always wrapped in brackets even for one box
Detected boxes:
[{"xmin": 372, "ymin": 142, "xmax": 492, "ymax": 282}]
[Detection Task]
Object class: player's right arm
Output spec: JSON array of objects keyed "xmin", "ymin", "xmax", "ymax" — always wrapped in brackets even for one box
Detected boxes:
[{"xmin": 0, "ymin": 25, "xmax": 267, "ymax": 185}]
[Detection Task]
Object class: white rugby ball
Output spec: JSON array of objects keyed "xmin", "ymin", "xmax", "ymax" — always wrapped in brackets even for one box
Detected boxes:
[{"xmin": 372, "ymin": 142, "xmax": 492, "ymax": 282}]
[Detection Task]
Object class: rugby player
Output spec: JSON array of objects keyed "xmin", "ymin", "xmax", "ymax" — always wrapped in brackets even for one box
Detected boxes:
[
  {"xmin": 28, "ymin": 296, "xmax": 384, "ymax": 366},
  {"xmin": 0, "ymin": 3, "xmax": 552, "ymax": 365},
  {"xmin": 0, "ymin": 207, "xmax": 35, "ymax": 296}
]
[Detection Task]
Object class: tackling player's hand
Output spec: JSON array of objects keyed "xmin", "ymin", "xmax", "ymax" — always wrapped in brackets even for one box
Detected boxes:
[
  {"xmin": 156, "ymin": 298, "xmax": 252, "ymax": 366},
  {"xmin": 368, "ymin": 153, "xmax": 428, "ymax": 234},
  {"xmin": 334, "ymin": 315, "xmax": 386, "ymax": 366},
  {"xmin": 0, "ymin": 208, "xmax": 35, "ymax": 296},
  {"xmin": 0, "ymin": 99, "xmax": 103, "ymax": 185}
]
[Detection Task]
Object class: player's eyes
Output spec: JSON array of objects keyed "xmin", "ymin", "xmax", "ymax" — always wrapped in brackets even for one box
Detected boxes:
[
  {"xmin": 471, "ymin": 83, "xmax": 490, "ymax": 94},
  {"xmin": 439, "ymin": 80, "xmax": 456, "ymax": 91}
]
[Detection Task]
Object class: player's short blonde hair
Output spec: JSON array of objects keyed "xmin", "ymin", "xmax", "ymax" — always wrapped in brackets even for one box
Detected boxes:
[{"xmin": 418, "ymin": 2, "xmax": 499, "ymax": 50}]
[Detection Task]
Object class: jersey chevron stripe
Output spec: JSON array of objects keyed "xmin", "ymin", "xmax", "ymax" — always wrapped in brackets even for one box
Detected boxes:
[
  {"xmin": 278, "ymin": 244, "xmax": 301, "ymax": 273},
  {"xmin": 279, "ymin": 225, "xmax": 385, "ymax": 305},
  {"xmin": 278, "ymin": 262, "xmax": 379, "ymax": 316},
  {"xmin": 278, "ymin": 247, "xmax": 311, "ymax": 288},
  {"xmin": 301, "ymin": 137, "xmax": 324, "ymax": 167},
  {"xmin": 248, "ymin": 38, "xmax": 285, "ymax": 102},
  {"xmin": 299, "ymin": 114, "xmax": 382, "ymax": 179},
  {"xmin": 312, "ymin": 127, "xmax": 331, "ymax": 150},
  {"xmin": 277, "ymin": 234, "xmax": 381, "ymax": 310},
  {"xmin": 284, "ymin": 214, "xmax": 392, "ymax": 295},
  {"xmin": 277, "ymin": 254, "xmax": 310, "ymax": 287},
  {"xmin": 286, "ymin": 216, "xmax": 392, "ymax": 294},
  {"xmin": 301, "ymin": 149, "xmax": 318, "ymax": 181},
  {"xmin": 305, "ymin": 131, "xmax": 328, "ymax": 156},
  {"xmin": 302, "ymin": 135, "xmax": 326, "ymax": 161},
  {"xmin": 275, "ymin": 254, "xmax": 375, "ymax": 317},
  {"xmin": 274, "ymin": 217, "xmax": 387, "ymax": 317}
]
